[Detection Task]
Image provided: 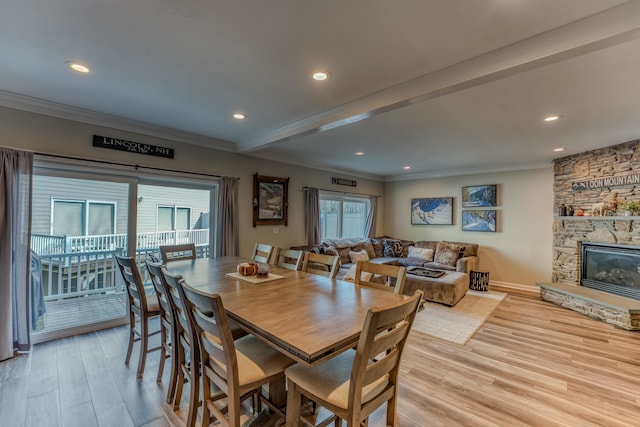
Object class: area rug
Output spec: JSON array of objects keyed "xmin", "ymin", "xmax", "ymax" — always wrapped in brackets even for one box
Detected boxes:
[{"xmin": 411, "ymin": 289, "xmax": 506, "ymax": 345}]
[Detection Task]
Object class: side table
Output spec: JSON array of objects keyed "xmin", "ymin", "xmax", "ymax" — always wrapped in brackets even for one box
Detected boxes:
[{"xmin": 470, "ymin": 270, "xmax": 489, "ymax": 291}]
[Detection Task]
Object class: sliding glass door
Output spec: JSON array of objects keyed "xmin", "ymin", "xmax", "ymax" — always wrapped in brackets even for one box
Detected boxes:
[{"xmin": 30, "ymin": 163, "xmax": 217, "ymax": 343}]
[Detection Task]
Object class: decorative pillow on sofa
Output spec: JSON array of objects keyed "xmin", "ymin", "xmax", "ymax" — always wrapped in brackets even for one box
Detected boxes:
[
  {"xmin": 407, "ymin": 246, "xmax": 434, "ymax": 262},
  {"xmin": 323, "ymin": 245, "xmax": 339, "ymax": 257},
  {"xmin": 433, "ymin": 242, "xmax": 463, "ymax": 267},
  {"xmin": 382, "ymin": 239, "xmax": 404, "ymax": 257},
  {"xmin": 349, "ymin": 249, "xmax": 369, "ymax": 263}
]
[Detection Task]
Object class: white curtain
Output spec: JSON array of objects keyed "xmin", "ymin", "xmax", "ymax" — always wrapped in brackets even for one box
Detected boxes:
[
  {"xmin": 215, "ymin": 176, "xmax": 239, "ymax": 257},
  {"xmin": 304, "ymin": 187, "xmax": 321, "ymax": 245},
  {"xmin": 364, "ymin": 195, "xmax": 379, "ymax": 238},
  {"xmin": 0, "ymin": 147, "xmax": 33, "ymax": 361}
]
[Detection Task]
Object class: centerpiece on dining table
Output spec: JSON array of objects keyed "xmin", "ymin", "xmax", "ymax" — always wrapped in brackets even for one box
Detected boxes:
[{"xmin": 236, "ymin": 262, "xmax": 270, "ymax": 278}]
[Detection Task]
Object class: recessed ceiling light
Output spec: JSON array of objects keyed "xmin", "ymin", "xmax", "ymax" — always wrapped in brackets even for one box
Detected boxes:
[
  {"xmin": 553, "ymin": 148, "xmax": 565, "ymax": 152},
  {"xmin": 355, "ymin": 151, "xmax": 364, "ymax": 156},
  {"xmin": 403, "ymin": 166, "xmax": 411, "ymax": 170},
  {"xmin": 312, "ymin": 71, "xmax": 330, "ymax": 81},
  {"xmin": 66, "ymin": 61, "xmax": 90, "ymax": 73},
  {"xmin": 544, "ymin": 115, "xmax": 561, "ymax": 122},
  {"xmin": 233, "ymin": 113, "xmax": 246, "ymax": 120}
]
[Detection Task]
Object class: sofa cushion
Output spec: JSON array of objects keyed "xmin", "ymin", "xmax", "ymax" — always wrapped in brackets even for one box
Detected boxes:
[
  {"xmin": 353, "ymin": 241, "xmax": 376, "ymax": 260},
  {"xmin": 382, "ymin": 239, "xmax": 404, "ymax": 257},
  {"xmin": 407, "ymin": 246, "xmax": 434, "ymax": 262},
  {"xmin": 445, "ymin": 241, "xmax": 479, "ymax": 258},
  {"xmin": 370, "ymin": 238, "xmax": 385, "ymax": 258},
  {"xmin": 349, "ymin": 249, "xmax": 369, "ymax": 263},
  {"xmin": 433, "ymin": 242, "xmax": 463, "ymax": 267},
  {"xmin": 422, "ymin": 261, "xmax": 456, "ymax": 271}
]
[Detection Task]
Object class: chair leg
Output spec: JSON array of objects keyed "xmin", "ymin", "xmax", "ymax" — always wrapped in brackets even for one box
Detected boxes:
[
  {"xmin": 186, "ymin": 362, "xmax": 199, "ymax": 427},
  {"xmin": 156, "ymin": 326, "xmax": 167, "ymax": 383},
  {"xmin": 165, "ymin": 342, "xmax": 178, "ymax": 404},
  {"xmin": 137, "ymin": 316, "xmax": 148, "ymax": 380},
  {"xmin": 286, "ymin": 383, "xmax": 302, "ymax": 426},
  {"xmin": 124, "ymin": 312, "xmax": 135, "ymax": 365}
]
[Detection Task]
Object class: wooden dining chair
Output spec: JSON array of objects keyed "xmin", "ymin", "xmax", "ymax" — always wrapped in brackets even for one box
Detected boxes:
[
  {"xmin": 160, "ymin": 243, "xmax": 197, "ymax": 263},
  {"xmin": 180, "ymin": 281, "xmax": 295, "ymax": 427},
  {"xmin": 354, "ymin": 260, "xmax": 408, "ymax": 294},
  {"xmin": 251, "ymin": 243, "xmax": 275, "ymax": 264},
  {"xmin": 301, "ymin": 252, "xmax": 340, "ymax": 279},
  {"xmin": 273, "ymin": 248, "xmax": 304, "ymax": 271},
  {"xmin": 145, "ymin": 260, "xmax": 177, "ymax": 401},
  {"xmin": 160, "ymin": 266, "xmax": 201, "ymax": 427},
  {"xmin": 285, "ymin": 290, "xmax": 423, "ymax": 427},
  {"xmin": 114, "ymin": 255, "xmax": 162, "ymax": 380}
]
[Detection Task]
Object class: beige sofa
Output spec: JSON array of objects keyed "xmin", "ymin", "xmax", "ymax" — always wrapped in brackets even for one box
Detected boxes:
[{"xmin": 292, "ymin": 236, "xmax": 479, "ymax": 281}]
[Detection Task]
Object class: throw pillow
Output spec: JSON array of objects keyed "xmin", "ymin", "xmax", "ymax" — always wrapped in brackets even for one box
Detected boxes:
[
  {"xmin": 433, "ymin": 242, "xmax": 463, "ymax": 267},
  {"xmin": 407, "ymin": 246, "xmax": 434, "ymax": 262},
  {"xmin": 349, "ymin": 249, "xmax": 370, "ymax": 264},
  {"xmin": 382, "ymin": 239, "xmax": 403, "ymax": 257},
  {"xmin": 342, "ymin": 265, "xmax": 373, "ymax": 283},
  {"xmin": 323, "ymin": 245, "xmax": 339, "ymax": 257}
]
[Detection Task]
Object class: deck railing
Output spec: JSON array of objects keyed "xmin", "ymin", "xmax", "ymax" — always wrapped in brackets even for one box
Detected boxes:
[{"xmin": 31, "ymin": 230, "xmax": 209, "ymax": 300}]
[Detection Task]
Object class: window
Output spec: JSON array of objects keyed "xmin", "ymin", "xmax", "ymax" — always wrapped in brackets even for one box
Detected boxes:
[
  {"xmin": 157, "ymin": 205, "xmax": 191, "ymax": 231},
  {"xmin": 52, "ymin": 199, "xmax": 116, "ymax": 236},
  {"xmin": 319, "ymin": 193, "xmax": 369, "ymax": 239}
]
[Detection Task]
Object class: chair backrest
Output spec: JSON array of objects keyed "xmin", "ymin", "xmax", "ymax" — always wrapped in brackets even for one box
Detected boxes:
[
  {"xmin": 350, "ymin": 290, "xmax": 422, "ymax": 420},
  {"xmin": 146, "ymin": 260, "xmax": 174, "ymax": 326},
  {"xmin": 354, "ymin": 260, "xmax": 407, "ymax": 294},
  {"xmin": 273, "ymin": 248, "xmax": 304, "ymax": 271},
  {"xmin": 115, "ymin": 255, "xmax": 150, "ymax": 312},
  {"xmin": 180, "ymin": 282, "xmax": 241, "ymax": 414},
  {"xmin": 161, "ymin": 267, "xmax": 199, "ymax": 372},
  {"xmin": 302, "ymin": 252, "xmax": 339, "ymax": 279},
  {"xmin": 252, "ymin": 243, "xmax": 275, "ymax": 264},
  {"xmin": 160, "ymin": 243, "xmax": 197, "ymax": 263}
]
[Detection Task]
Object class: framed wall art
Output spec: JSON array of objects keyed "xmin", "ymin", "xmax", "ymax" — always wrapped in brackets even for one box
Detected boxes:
[
  {"xmin": 462, "ymin": 210, "xmax": 496, "ymax": 232},
  {"xmin": 253, "ymin": 174, "xmax": 289, "ymax": 227},
  {"xmin": 462, "ymin": 184, "xmax": 497, "ymax": 207},
  {"xmin": 411, "ymin": 197, "xmax": 453, "ymax": 225}
]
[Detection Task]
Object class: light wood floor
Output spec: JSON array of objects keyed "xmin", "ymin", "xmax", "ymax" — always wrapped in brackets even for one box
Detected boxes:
[{"xmin": 1, "ymin": 291, "xmax": 639, "ymax": 426}]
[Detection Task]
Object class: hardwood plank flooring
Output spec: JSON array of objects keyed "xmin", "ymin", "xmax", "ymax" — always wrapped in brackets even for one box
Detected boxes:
[{"xmin": 1, "ymin": 291, "xmax": 639, "ymax": 426}]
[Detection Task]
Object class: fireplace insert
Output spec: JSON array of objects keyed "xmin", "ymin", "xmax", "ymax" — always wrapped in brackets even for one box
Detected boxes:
[{"xmin": 580, "ymin": 242, "xmax": 640, "ymax": 300}]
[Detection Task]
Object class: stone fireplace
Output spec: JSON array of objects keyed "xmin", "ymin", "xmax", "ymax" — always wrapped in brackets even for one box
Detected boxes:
[{"xmin": 544, "ymin": 140, "xmax": 640, "ymax": 330}]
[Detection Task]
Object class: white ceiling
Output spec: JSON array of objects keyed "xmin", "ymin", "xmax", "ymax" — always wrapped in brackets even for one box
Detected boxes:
[{"xmin": 2, "ymin": 0, "xmax": 640, "ymax": 181}]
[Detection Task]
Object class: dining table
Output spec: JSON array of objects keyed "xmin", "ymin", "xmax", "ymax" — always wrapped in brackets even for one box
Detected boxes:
[{"xmin": 165, "ymin": 255, "xmax": 409, "ymax": 368}]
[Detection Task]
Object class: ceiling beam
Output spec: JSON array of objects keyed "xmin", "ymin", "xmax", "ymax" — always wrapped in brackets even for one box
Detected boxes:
[{"xmin": 237, "ymin": 1, "xmax": 640, "ymax": 153}]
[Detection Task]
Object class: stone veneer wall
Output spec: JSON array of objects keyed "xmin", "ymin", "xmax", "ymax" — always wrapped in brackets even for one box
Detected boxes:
[{"xmin": 553, "ymin": 139, "xmax": 640, "ymax": 284}]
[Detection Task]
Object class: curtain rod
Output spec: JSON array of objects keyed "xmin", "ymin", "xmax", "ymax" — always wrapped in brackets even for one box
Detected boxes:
[
  {"xmin": 300, "ymin": 186, "xmax": 380, "ymax": 198},
  {"xmin": 34, "ymin": 152, "xmax": 239, "ymax": 180}
]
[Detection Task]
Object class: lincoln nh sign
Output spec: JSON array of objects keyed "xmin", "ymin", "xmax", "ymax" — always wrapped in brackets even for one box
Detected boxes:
[{"xmin": 93, "ymin": 135, "xmax": 174, "ymax": 159}]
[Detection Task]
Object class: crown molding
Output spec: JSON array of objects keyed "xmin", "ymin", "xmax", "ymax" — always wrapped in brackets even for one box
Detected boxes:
[
  {"xmin": 0, "ymin": 90, "xmax": 236, "ymax": 152},
  {"xmin": 384, "ymin": 161, "xmax": 553, "ymax": 182}
]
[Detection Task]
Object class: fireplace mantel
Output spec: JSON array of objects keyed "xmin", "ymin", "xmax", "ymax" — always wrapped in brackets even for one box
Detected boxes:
[{"xmin": 556, "ymin": 216, "xmax": 638, "ymax": 220}]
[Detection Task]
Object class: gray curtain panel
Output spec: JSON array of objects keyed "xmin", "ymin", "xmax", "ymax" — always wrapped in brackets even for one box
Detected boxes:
[
  {"xmin": 0, "ymin": 147, "xmax": 33, "ymax": 361},
  {"xmin": 364, "ymin": 195, "xmax": 379, "ymax": 238},
  {"xmin": 215, "ymin": 176, "xmax": 239, "ymax": 257},
  {"xmin": 304, "ymin": 187, "xmax": 321, "ymax": 246}
]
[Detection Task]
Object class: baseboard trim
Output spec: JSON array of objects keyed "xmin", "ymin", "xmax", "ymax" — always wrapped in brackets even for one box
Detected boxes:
[{"xmin": 489, "ymin": 280, "xmax": 540, "ymax": 295}]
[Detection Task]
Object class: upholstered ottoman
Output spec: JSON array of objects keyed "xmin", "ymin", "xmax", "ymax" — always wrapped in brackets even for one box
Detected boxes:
[{"xmin": 403, "ymin": 269, "xmax": 468, "ymax": 306}]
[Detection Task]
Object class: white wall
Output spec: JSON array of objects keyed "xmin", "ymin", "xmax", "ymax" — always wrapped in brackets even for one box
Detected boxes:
[
  {"xmin": 0, "ymin": 106, "xmax": 385, "ymax": 258},
  {"xmin": 384, "ymin": 168, "xmax": 554, "ymax": 287}
]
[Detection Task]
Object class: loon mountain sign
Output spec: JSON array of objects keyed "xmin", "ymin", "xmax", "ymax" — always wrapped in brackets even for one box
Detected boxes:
[
  {"xmin": 571, "ymin": 172, "xmax": 640, "ymax": 191},
  {"xmin": 93, "ymin": 135, "xmax": 174, "ymax": 159}
]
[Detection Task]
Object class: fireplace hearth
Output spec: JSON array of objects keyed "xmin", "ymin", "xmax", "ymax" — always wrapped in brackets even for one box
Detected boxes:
[{"xmin": 581, "ymin": 242, "xmax": 640, "ymax": 301}]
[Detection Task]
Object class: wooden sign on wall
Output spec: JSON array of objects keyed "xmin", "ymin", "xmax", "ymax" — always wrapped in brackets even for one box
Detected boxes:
[
  {"xmin": 93, "ymin": 135, "xmax": 174, "ymax": 158},
  {"xmin": 571, "ymin": 173, "xmax": 640, "ymax": 191}
]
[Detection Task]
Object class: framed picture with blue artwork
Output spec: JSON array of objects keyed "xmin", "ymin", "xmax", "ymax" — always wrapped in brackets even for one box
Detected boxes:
[
  {"xmin": 411, "ymin": 197, "xmax": 453, "ymax": 225},
  {"xmin": 462, "ymin": 210, "xmax": 496, "ymax": 232},
  {"xmin": 462, "ymin": 184, "xmax": 497, "ymax": 207}
]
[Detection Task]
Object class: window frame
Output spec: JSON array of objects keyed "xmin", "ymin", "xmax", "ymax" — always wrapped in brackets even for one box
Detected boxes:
[
  {"xmin": 51, "ymin": 198, "xmax": 117, "ymax": 236},
  {"xmin": 319, "ymin": 192, "xmax": 370, "ymax": 240},
  {"xmin": 156, "ymin": 204, "xmax": 192, "ymax": 231}
]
